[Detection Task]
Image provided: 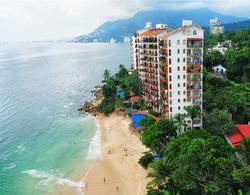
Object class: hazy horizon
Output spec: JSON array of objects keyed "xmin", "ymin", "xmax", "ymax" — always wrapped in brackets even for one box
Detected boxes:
[{"xmin": 0, "ymin": 0, "xmax": 250, "ymax": 42}]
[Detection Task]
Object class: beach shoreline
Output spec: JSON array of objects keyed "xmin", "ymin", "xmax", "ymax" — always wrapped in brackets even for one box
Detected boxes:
[{"xmin": 80, "ymin": 114, "xmax": 148, "ymax": 195}]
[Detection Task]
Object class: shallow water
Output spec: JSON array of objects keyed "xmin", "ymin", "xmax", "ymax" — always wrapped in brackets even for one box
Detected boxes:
[{"xmin": 0, "ymin": 42, "xmax": 130, "ymax": 194}]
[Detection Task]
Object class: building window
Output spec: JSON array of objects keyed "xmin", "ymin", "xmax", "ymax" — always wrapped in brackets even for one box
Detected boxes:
[
  {"xmin": 177, "ymin": 66, "xmax": 180, "ymax": 71},
  {"xmin": 193, "ymin": 30, "xmax": 197, "ymax": 35},
  {"xmin": 170, "ymin": 91, "xmax": 172, "ymax": 97},
  {"xmin": 183, "ymin": 40, "xmax": 186, "ymax": 45},
  {"xmin": 169, "ymin": 76, "xmax": 172, "ymax": 81},
  {"xmin": 183, "ymin": 66, "xmax": 186, "ymax": 71},
  {"xmin": 187, "ymin": 30, "xmax": 191, "ymax": 35},
  {"xmin": 169, "ymin": 67, "xmax": 172, "ymax": 73},
  {"xmin": 170, "ymin": 99, "xmax": 172, "ymax": 104},
  {"xmin": 178, "ymin": 75, "xmax": 180, "ymax": 79},
  {"xmin": 178, "ymin": 91, "xmax": 180, "ymax": 95},
  {"xmin": 169, "ymin": 84, "xmax": 172, "ymax": 89},
  {"xmin": 183, "ymin": 91, "xmax": 186, "ymax": 95},
  {"xmin": 169, "ymin": 40, "xmax": 171, "ymax": 47},
  {"xmin": 183, "ymin": 49, "xmax": 186, "ymax": 53},
  {"xmin": 169, "ymin": 58, "xmax": 171, "ymax": 65},
  {"xmin": 177, "ymin": 49, "xmax": 180, "ymax": 54},
  {"xmin": 183, "ymin": 58, "xmax": 186, "ymax": 62},
  {"xmin": 178, "ymin": 106, "xmax": 181, "ymax": 110},
  {"xmin": 169, "ymin": 49, "xmax": 171, "ymax": 56},
  {"xmin": 183, "ymin": 83, "xmax": 186, "ymax": 87},
  {"xmin": 177, "ymin": 58, "xmax": 180, "ymax": 63},
  {"xmin": 178, "ymin": 99, "xmax": 180, "ymax": 102},
  {"xmin": 183, "ymin": 75, "xmax": 186, "ymax": 79},
  {"xmin": 177, "ymin": 40, "xmax": 180, "ymax": 45},
  {"xmin": 178, "ymin": 83, "xmax": 180, "ymax": 87},
  {"xmin": 184, "ymin": 98, "xmax": 186, "ymax": 102},
  {"xmin": 170, "ymin": 107, "xmax": 172, "ymax": 112}
]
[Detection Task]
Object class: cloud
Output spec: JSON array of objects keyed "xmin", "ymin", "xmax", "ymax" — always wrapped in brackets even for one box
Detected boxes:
[{"xmin": 0, "ymin": 0, "xmax": 249, "ymax": 41}]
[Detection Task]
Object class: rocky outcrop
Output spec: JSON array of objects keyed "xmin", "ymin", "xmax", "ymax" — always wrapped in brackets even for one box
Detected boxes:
[{"xmin": 78, "ymin": 85, "xmax": 103, "ymax": 116}]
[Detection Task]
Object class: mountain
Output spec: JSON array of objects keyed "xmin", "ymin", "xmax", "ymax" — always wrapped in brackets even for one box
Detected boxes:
[
  {"xmin": 74, "ymin": 9, "xmax": 248, "ymax": 43},
  {"xmin": 224, "ymin": 19, "xmax": 250, "ymax": 31}
]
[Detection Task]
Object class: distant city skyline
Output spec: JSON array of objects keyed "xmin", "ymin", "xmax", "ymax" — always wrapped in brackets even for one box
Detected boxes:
[{"xmin": 0, "ymin": 0, "xmax": 250, "ymax": 42}]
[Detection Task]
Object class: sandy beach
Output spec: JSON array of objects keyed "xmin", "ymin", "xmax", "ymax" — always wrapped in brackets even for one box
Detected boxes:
[{"xmin": 82, "ymin": 114, "xmax": 149, "ymax": 195}]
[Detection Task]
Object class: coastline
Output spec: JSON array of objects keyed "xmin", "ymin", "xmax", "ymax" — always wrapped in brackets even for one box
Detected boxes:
[{"xmin": 81, "ymin": 114, "xmax": 148, "ymax": 195}]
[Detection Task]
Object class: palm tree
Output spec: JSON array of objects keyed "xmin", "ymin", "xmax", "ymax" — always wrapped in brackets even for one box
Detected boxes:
[
  {"xmin": 147, "ymin": 158, "xmax": 170, "ymax": 189},
  {"xmin": 184, "ymin": 105, "xmax": 201, "ymax": 128},
  {"xmin": 237, "ymin": 137, "xmax": 250, "ymax": 164},
  {"xmin": 103, "ymin": 69, "xmax": 110, "ymax": 82},
  {"xmin": 173, "ymin": 113, "xmax": 185, "ymax": 134}
]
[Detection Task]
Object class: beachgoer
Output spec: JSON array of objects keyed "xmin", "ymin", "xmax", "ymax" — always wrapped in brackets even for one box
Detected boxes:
[{"xmin": 104, "ymin": 177, "xmax": 106, "ymax": 183}]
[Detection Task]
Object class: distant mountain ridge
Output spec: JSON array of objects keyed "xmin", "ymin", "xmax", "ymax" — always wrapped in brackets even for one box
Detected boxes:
[{"xmin": 74, "ymin": 9, "xmax": 249, "ymax": 42}]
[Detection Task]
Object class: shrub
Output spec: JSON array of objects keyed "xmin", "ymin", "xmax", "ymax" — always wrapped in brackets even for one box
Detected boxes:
[
  {"xmin": 97, "ymin": 98, "xmax": 115, "ymax": 115},
  {"xmin": 148, "ymin": 109, "xmax": 160, "ymax": 117},
  {"xmin": 138, "ymin": 151, "xmax": 154, "ymax": 169},
  {"xmin": 139, "ymin": 116, "xmax": 156, "ymax": 128}
]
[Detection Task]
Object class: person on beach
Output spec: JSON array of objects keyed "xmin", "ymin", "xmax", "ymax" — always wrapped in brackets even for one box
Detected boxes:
[{"xmin": 103, "ymin": 177, "xmax": 106, "ymax": 183}]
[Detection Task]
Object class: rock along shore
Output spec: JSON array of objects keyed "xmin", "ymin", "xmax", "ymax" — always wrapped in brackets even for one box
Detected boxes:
[{"xmin": 78, "ymin": 85, "xmax": 103, "ymax": 116}]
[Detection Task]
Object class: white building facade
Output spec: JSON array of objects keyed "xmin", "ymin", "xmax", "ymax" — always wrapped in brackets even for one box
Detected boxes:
[{"xmin": 132, "ymin": 20, "xmax": 204, "ymax": 127}]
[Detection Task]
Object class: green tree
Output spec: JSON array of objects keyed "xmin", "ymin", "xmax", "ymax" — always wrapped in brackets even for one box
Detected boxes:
[
  {"xmin": 147, "ymin": 158, "xmax": 170, "ymax": 189},
  {"xmin": 123, "ymin": 71, "xmax": 141, "ymax": 96},
  {"xmin": 184, "ymin": 105, "xmax": 201, "ymax": 128},
  {"xmin": 173, "ymin": 113, "xmax": 186, "ymax": 134},
  {"xmin": 141, "ymin": 119, "xmax": 177, "ymax": 152},
  {"xmin": 102, "ymin": 78, "xmax": 116, "ymax": 99},
  {"xmin": 162, "ymin": 130, "xmax": 244, "ymax": 194},
  {"xmin": 232, "ymin": 165, "xmax": 250, "ymax": 193},
  {"xmin": 139, "ymin": 116, "xmax": 156, "ymax": 128},
  {"xmin": 103, "ymin": 69, "xmax": 111, "ymax": 82},
  {"xmin": 116, "ymin": 64, "xmax": 128, "ymax": 80},
  {"xmin": 236, "ymin": 137, "xmax": 250, "ymax": 164},
  {"xmin": 204, "ymin": 50, "xmax": 225, "ymax": 70},
  {"xmin": 204, "ymin": 109, "xmax": 234, "ymax": 135},
  {"xmin": 138, "ymin": 151, "xmax": 155, "ymax": 169}
]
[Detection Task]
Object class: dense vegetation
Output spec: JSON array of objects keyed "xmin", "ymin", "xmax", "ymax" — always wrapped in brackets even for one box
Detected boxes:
[
  {"xmin": 97, "ymin": 64, "xmax": 141, "ymax": 115},
  {"xmin": 204, "ymin": 29, "xmax": 250, "ymax": 83}
]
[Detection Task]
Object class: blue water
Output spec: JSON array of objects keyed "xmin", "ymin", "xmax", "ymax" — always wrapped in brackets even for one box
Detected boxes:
[
  {"xmin": 0, "ymin": 42, "xmax": 131, "ymax": 194},
  {"xmin": 130, "ymin": 114, "xmax": 146, "ymax": 128}
]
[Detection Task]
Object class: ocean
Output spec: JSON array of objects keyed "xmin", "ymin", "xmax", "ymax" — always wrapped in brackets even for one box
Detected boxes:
[{"xmin": 0, "ymin": 42, "xmax": 131, "ymax": 194}]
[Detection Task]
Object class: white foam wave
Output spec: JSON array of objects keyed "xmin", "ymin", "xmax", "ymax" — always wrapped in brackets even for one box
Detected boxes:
[
  {"xmin": 22, "ymin": 169, "xmax": 85, "ymax": 194},
  {"xmin": 86, "ymin": 117, "xmax": 101, "ymax": 160},
  {"xmin": 2, "ymin": 163, "xmax": 16, "ymax": 171},
  {"xmin": 16, "ymin": 144, "xmax": 26, "ymax": 153}
]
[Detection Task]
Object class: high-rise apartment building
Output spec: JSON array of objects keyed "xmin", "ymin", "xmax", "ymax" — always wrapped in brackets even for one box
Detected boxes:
[{"xmin": 132, "ymin": 20, "xmax": 204, "ymax": 127}]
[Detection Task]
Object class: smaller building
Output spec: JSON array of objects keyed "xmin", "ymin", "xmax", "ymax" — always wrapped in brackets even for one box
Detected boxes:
[
  {"xmin": 208, "ymin": 42, "xmax": 227, "ymax": 54},
  {"xmin": 212, "ymin": 65, "xmax": 227, "ymax": 75},
  {"xmin": 209, "ymin": 17, "xmax": 224, "ymax": 35},
  {"xmin": 225, "ymin": 124, "xmax": 250, "ymax": 147}
]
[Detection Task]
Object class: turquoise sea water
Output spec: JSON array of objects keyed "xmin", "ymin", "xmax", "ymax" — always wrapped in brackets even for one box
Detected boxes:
[{"xmin": 0, "ymin": 43, "xmax": 130, "ymax": 194}]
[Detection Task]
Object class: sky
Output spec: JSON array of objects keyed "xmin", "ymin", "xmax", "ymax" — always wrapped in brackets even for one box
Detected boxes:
[{"xmin": 0, "ymin": 0, "xmax": 250, "ymax": 41}]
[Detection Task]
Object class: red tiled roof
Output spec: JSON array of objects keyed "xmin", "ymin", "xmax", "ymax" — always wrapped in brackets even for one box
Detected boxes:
[
  {"xmin": 225, "ymin": 124, "xmax": 250, "ymax": 147},
  {"xmin": 236, "ymin": 124, "xmax": 250, "ymax": 138},
  {"xmin": 226, "ymin": 129, "xmax": 244, "ymax": 147},
  {"xmin": 140, "ymin": 29, "xmax": 166, "ymax": 36},
  {"xmin": 129, "ymin": 96, "xmax": 141, "ymax": 102}
]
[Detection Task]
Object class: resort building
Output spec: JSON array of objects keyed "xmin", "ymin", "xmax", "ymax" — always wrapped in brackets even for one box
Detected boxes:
[
  {"xmin": 209, "ymin": 17, "xmax": 225, "ymax": 35},
  {"xmin": 208, "ymin": 40, "xmax": 232, "ymax": 55},
  {"xmin": 132, "ymin": 20, "xmax": 204, "ymax": 127},
  {"xmin": 212, "ymin": 65, "xmax": 227, "ymax": 75}
]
